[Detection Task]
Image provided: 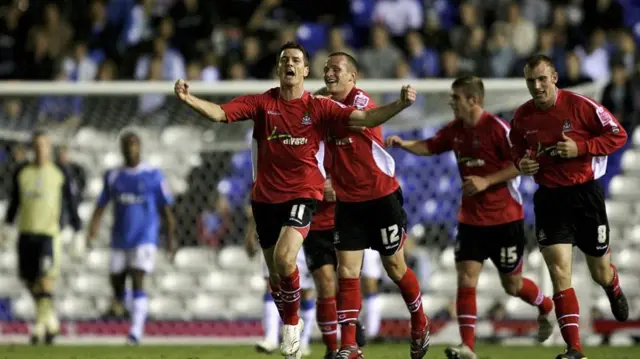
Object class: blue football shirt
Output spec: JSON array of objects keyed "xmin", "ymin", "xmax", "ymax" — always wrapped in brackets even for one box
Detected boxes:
[{"xmin": 96, "ymin": 164, "xmax": 173, "ymax": 249}]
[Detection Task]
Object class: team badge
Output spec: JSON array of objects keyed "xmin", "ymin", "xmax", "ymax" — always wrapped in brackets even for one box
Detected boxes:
[
  {"xmin": 301, "ymin": 112, "xmax": 312, "ymax": 125},
  {"xmin": 562, "ymin": 119, "xmax": 572, "ymax": 132},
  {"xmin": 353, "ymin": 92, "xmax": 370, "ymax": 109}
]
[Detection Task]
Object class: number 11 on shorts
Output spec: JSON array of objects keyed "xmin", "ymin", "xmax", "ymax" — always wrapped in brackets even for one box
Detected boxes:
[{"xmin": 381, "ymin": 224, "xmax": 400, "ymax": 246}]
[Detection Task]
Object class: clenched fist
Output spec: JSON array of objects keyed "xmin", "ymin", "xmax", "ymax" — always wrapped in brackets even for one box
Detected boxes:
[
  {"xmin": 174, "ymin": 79, "xmax": 190, "ymax": 101},
  {"xmin": 385, "ymin": 135, "xmax": 404, "ymax": 148},
  {"xmin": 400, "ymin": 85, "xmax": 417, "ymax": 107}
]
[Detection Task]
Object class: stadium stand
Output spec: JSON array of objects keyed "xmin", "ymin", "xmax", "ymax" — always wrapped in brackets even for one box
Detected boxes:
[{"xmin": 1, "ymin": 0, "xmax": 640, "ymax": 347}]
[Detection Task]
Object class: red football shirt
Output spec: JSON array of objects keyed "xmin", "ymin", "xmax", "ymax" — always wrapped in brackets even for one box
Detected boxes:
[
  {"xmin": 311, "ymin": 148, "xmax": 336, "ymax": 231},
  {"xmin": 220, "ymin": 88, "xmax": 356, "ymax": 203},
  {"xmin": 424, "ymin": 111, "xmax": 524, "ymax": 226},
  {"xmin": 510, "ymin": 89, "xmax": 627, "ymax": 188},
  {"xmin": 328, "ymin": 87, "xmax": 400, "ymax": 202}
]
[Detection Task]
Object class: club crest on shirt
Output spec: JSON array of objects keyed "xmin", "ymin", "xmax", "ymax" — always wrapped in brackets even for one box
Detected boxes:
[
  {"xmin": 301, "ymin": 112, "xmax": 312, "ymax": 125},
  {"xmin": 562, "ymin": 119, "xmax": 572, "ymax": 132},
  {"xmin": 353, "ymin": 92, "xmax": 369, "ymax": 109}
]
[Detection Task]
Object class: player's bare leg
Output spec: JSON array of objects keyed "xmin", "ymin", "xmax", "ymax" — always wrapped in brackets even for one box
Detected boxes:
[
  {"xmin": 103, "ymin": 273, "xmax": 128, "ymax": 319},
  {"xmin": 381, "ymin": 248, "xmax": 430, "ymax": 359},
  {"xmin": 312, "ymin": 263, "xmax": 339, "ymax": 358},
  {"xmin": 361, "ymin": 276, "xmax": 380, "ymax": 343},
  {"xmin": 127, "ymin": 269, "xmax": 149, "ymax": 344},
  {"xmin": 273, "ymin": 227, "xmax": 305, "ymax": 357},
  {"xmin": 445, "ymin": 260, "xmax": 480, "ymax": 359},
  {"xmin": 498, "ymin": 272, "xmax": 554, "ymax": 342},
  {"xmin": 336, "ymin": 250, "xmax": 364, "ymax": 359},
  {"xmin": 542, "ymin": 244, "xmax": 586, "ymax": 359},
  {"xmin": 585, "ymin": 252, "xmax": 629, "ymax": 322},
  {"xmin": 299, "ymin": 288, "xmax": 315, "ymax": 357}
]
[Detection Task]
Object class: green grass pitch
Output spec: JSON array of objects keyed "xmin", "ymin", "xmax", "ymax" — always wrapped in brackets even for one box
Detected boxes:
[{"xmin": 0, "ymin": 344, "xmax": 637, "ymax": 359}]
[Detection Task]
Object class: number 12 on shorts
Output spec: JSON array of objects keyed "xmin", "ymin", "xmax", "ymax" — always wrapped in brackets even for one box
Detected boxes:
[{"xmin": 381, "ymin": 224, "xmax": 400, "ymax": 247}]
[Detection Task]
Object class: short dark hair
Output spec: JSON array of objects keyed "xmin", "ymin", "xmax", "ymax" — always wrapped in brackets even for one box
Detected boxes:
[
  {"xmin": 277, "ymin": 41, "xmax": 310, "ymax": 66},
  {"xmin": 120, "ymin": 131, "xmax": 140, "ymax": 143},
  {"xmin": 452, "ymin": 76, "xmax": 485, "ymax": 104},
  {"xmin": 32, "ymin": 129, "xmax": 48, "ymax": 142},
  {"xmin": 524, "ymin": 54, "xmax": 555, "ymax": 70},
  {"xmin": 328, "ymin": 51, "xmax": 359, "ymax": 72}
]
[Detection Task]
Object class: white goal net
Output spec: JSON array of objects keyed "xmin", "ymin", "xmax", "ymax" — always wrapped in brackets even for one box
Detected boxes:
[{"xmin": 0, "ymin": 79, "xmax": 606, "ymax": 342}]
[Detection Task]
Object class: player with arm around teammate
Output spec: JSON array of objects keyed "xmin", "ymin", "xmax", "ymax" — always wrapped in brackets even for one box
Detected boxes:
[
  {"xmin": 86, "ymin": 132, "xmax": 177, "ymax": 344},
  {"xmin": 175, "ymin": 41, "xmax": 416, "ymax": 358},
  {"xmin": 1, "ymin": 131, "xmax": 82, "ymax": 345},
  {"xmin": 387, "ymin": 76, "xmax": 554, "ymax": 359},
  {"xmin": 509, "ymin": 55, "xmax": 628, "ymax": 359},
  {"xmin": 320, "ymin": 52, "xmax": 430, "ymax": 359}
]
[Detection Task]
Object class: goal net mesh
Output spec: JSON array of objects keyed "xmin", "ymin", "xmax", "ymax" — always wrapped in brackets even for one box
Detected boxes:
[{"xmin": 0, "ymin": 80, "xmax": 605, "ymax": 341}]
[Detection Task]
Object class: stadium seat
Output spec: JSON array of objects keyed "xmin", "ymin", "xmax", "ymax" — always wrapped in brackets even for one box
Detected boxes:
[
  {"xmin": 476, "ymin": 296, "xmax": 500, "ymax": 318},
  {"xmin": 57, "ymin": 296, "xmax": 98, "ymax": 319},
  {"xmin": 218, "ymin": 245, "xmax": 257, "ymax": 273},
  {"xmin": 185, "ymin": 294, "xmax": 228, "ymax": 320},
  {"xmin": 155, "ymin": 272, "xmax": 197, "ymax": 294},
  {"xmin": 160, "ymin": 126, "xmax": 203, "ymax": 151},
  {"xmin": 422, "ymin": 295, "xmax": 450, "ymax": 317},
  {"xmin": 229, "ymin": 294, "xmax": 263, "ymax": 319},
  {"xmin": 154, "ymin": 250, "xmax": 173, "ymax": 274},
  {"xmin": 173, "ymin": 247, "xmax": 216, "ymax": 272},
  {"xmin": 428, "ymin": 272, "xmax": 457, "ymax": 296},
  {"xmin": 78, "ymin": 202, "xmax": 94, "ymax": 223},
  {"xmin": 198, "ymin": 271, "xmax": 241, "ymax": 293},
  {"xmin": 12, "ymin": 294, "xmax": 35, "ymax": 320},
  {"xmin": 477, "ymin": 273, "xmax": 502, "ymax": 294},
  {"xmin": 632, "ymin": 128, "xmax": 640, "ymax": 147},
  {"xmin": 0, "ymin": 251, "xmax": 17, "ymax": 273},
  {"xmin": 167, "ymin": 175, "xmax": 188, "ymax": 195},
  {"xmin": 618, "ymin": 273, "xmax": 640, "ymax": 295},
  {"xmin": 627, "ymin": 224, "xmax": 640, "ymax": 245},
  {"xmin": 378, "ymin": 293, "xmax": 410, "ymax": 319},
  {"xmin": 102, "ymin": 151, "xmax": 122, "ymax": 168},
  {"xmin": 148, "ymin": 297, "xmax": 186, "ymax": 320},
  {"xmin": 85, "ymin": 248, "xmax": 111, "ymax": 273},
  {"xmin": 247, "ymin": 273, "xmax": 267, "ymax": 293},
  {"xmin": 620, "ymin": 150, "xmax": 640, "ymax": 173},
  {"xmin": 68, "ymin": 274, "xmax": 112, "ymax": 296},
  {"xmin": 609, "ymin": 175, "xmax": 640, "ymax": 200},
  {"xmin": 74, "ymin": 127, "xmax": 114, "ymax": 148},
  {"xmin": 616, "ymin": 248, "xmax": 639, "ymax": 271},
  {"xmin": 0, "ymin": 275, "xmax": 23, "ymax": 297},
  {"xmin": 605, "ymin": 201, "xmax": 632, "ymax": 226},
  {"xmin": 86, "ymin": 176, "xmax": 103, "ymax": 198},
  {"xmin": 505, "ymin": 296, "xmax": 539, "ymax": 319},
  {"xmin": 438, "ymin": 247, "xmax": 456, "ymax": 270},
  {"xmin": 525, "ymin": 251, "xmax": 544, "ymax": 270}
]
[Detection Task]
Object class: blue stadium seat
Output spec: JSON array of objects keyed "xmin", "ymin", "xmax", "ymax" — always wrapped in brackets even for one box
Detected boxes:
[
  {"xmin": 217, "ymin": 176, "xmax": 251, "ymax": 207},
  {"xmin": 230, "ymin": 150, "xmax": 253, "ymax": 176},
  {"xmin": 296, "ymin": 23, "xmax": 329, "ymax": 57}
]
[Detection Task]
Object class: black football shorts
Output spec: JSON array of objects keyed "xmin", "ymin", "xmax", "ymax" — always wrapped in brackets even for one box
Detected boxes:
[
  {"xmin": 252, "ymin": 198, "xmax": 317, "ymax": 249},
  {"xmin": 17, "ymin": 233, "xmax": 56, "ymax": 283},
  {"xmin": 303, "ymin": 229, "xmax": 337, "ymax": 273},
  {"xmin": 334, "ymin": 188, "xmax": 407, "ymax": 256},
  {"xmin": 455, "ymin": 220, "xmax": 526, "ymax": 274},
  {"xmin": 533, "ymin": 180, "xmax": 610, "ymax": 257}
]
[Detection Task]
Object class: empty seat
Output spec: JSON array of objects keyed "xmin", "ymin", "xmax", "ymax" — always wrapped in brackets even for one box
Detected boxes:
[
  {"xmin": 218, "ymin": 246, "xmax": 256, "ymax": 273},
  {"xmin": 477, "ymin": 273, "xmax": 502, "ymax": 294},
  {"xmin": 438, "ymin": 247, "xmax": 456, "ymax": 270},
  {"xmin": 428, "ymin": 273, "xmax": 457, "ymax": 296},
  {"xmin": 86, "ymin": 177, "xmax": 103, "ymax": 198},
  {"xmin": 525, "ymin": 251, "xmax": 544, "ymax": 270},
  {"xmin": 609, "ymin": 176, "xmax": 640, "ymax": 200},
  {"xmin": 78, "ymin": 202, "xmax": 95, "ymax": 223},
  {"xmin": 148, "ymin": 296, "xmax": 186, "ymax": 320},
  {"xmin": 616, "ymin": 249, "xmax": 640, "ymax": 272},
  {"xmin": 57, "ymin": 296, "xmax": 97, "ymax": 320},
  {"xmin": 248, "ymin": 273, "xmax": 267, "ymax": 293},
  {"xmin": 0, "ymin": 251, "xmax": 17, "ymax": 273},
  {"xmin": 0, "ymin": 275, "xmax": 24, "ymax": 297},
  {"xmin": 229, "ymin": 294, "xmax": 262, "ymax": 319},
  {"xmin": 173, "ymin": 247, "xmax": 215, "ymax": 272},
  {"xmin": 199, "ymin": 271, "xmax": 242, "ymax": 293},
  {"xmin": 85, "ymin": 248, "xmax": 111, "ymax": 273},
  {"xmin": 620, "ymin": 150, "xmax": 640, "ymax": 172},
  {"xmin": 378, "ymin": 293, "xmax": 410, "ymax": 319},
  {"xmin": 505, "ymin": 296, "xmax": 539, "ymax": 319},
  {"xmin": 605, "ymin": 201, "xmax": 632, "ymax": 226},
  {"xmin": 618, "ymin": 274, "xmax": 640, "ymax": 295},
  {"xmin": 186, "ymin": 294, "xmax": 228, "ymax": 320},
  {"xmin": 12, "ymin": 294, "xmax": 35, "ymax": 320},
  {"xmin": 69, "ymin": 274, "xmax": 111, "ymax": 296},
  {"xmin": 422, "ymin": 295, "xmax": 450, "ymax": 317},
  {"xmin": 155, "ymin": 272, "xmax": 197, "ymax": 294}
]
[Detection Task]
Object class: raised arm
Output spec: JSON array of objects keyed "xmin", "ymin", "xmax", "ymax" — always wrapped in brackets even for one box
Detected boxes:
[
  {"xmin": 348, "ymin": 85, "xmax": 416, "ymax": 128},
  {"xmin": 386, "ymin": 136, "xmax": 432, "ymax": 156},
  {"xmin": 174, "ymin": 79, "xmax": 227, "ymax": 122}
]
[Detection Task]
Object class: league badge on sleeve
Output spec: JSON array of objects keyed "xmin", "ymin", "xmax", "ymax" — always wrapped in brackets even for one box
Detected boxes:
[{"xmin": 353, "ymin": 92, "xmax": 370, "ymax": 109}]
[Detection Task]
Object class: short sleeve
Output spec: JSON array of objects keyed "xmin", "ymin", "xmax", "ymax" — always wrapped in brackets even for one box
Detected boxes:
[
  {"xmin": 318, "ymin": 98, "xmax": 356, "ymax": 128},
  {"xmin": 96, "ymin": 171, "xmax": 112, "ymax": 208},
  {"xmin": 154, "ymin": 171, "xmax": 174, "ymax": 207},
  {"xmin": 492, "ymin": 118, "xmax": 513, "ymax": 161},
  {"xmin": 423, "ymin": 123, "xmax": 454, "ymax": 154},
  {"xmin": 219, "ymin": 94, "xmax": 261, "ymax": 123}
]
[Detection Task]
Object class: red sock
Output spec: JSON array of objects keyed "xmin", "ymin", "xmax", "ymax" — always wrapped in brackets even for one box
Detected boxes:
[
  {"xmin": 517, "ymin": 277, "xmax": 553, "ymax": 315},
  {"xmin": 553, "ymin": 288, "xmax": 581, "ymax": 352},
  {"xmin": 394, "ymin": 269, "xmax": 427, "ymax": 331},
  {"xmin": 269, "ymin": 282, "xmax": 285, "ymax": 321},
  {"xmin": 317, "ymin": 297, "xmax": 338, "ymax": 351},
  {"xmin": 280, "ymin": 266, "xmax": 301, "ymax": 325},
  {"xmin": 456, "ymin": 287, "xmax": 477, "ymax": 351},
  {"xmin": 605, "ymin": 264, "xmax": 621, "ymax": 296},
  {"xmin": 337, "ymin": 278, "xmax": 361, "ymax": 348}
]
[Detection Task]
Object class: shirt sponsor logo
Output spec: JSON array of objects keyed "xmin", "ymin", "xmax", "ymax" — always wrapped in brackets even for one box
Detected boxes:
[
  {"xmin": 267, "ymin": 126, "xmax": 308, "ymax": 146},
  {"xmin": 117, "ymin": 193, "xmax": 147, "ymax": 204},
  {"xmin": 456, "ymin": 155, "xmax": 485, "ymax": 167}
]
